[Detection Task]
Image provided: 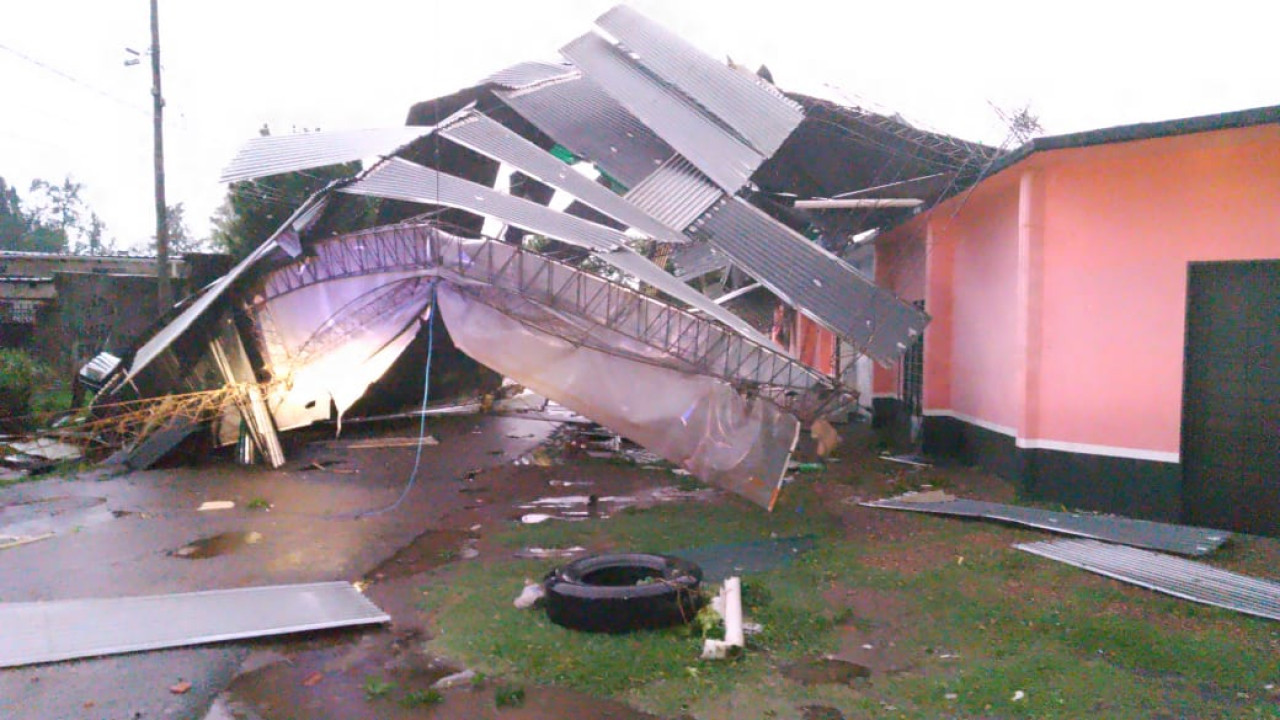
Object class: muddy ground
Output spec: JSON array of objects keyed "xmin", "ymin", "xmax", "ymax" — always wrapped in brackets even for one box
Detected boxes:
[{"xmin": 2, "ymin": 415, "xmax": 1270, "ymax": 719}]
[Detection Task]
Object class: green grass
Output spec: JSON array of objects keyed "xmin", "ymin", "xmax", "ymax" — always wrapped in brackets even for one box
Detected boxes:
[
  {"xmin": 417, "ymin": 487, "xmax": 1280, "ymax": 719},
  {"xmin": 29, "ymin": 384, "xmax": 73, "ymax": 415},
  {"xmin": 362, "ymin": 675, "xmax": 395, "ymax": 700},
  {"xmin": 399, "ymin": 688, "xmax": 442, "ymax": 708}
]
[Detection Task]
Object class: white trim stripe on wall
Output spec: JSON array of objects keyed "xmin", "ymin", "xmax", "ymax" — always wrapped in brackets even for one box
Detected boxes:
[{"xmin": 922, "ymin": 409, "xmax": 1180, "ymax": 464}]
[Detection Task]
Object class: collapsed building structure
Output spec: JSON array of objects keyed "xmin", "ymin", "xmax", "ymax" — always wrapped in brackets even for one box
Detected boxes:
[{"xmin": 83, "ymin": 6, "xmax": 996, "ymax": 508}]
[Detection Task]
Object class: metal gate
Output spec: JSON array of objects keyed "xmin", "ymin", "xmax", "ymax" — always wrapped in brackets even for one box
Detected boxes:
[{"xmin": 1181, "ymin": 260, "xmax": 1280, "ymax": 536}]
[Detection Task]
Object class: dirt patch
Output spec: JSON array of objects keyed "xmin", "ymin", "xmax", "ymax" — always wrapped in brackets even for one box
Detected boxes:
[
  {"xmin": 223, "ymin": 629, "xmax": 461, "ymax": 720},
  {"xmin": 224, "ymin": 629, "xmax": 664, "ymax": 720},
  {"xmin": 824, "ymin": 586, "xmax": 916, "ymax": 675},
  {"xmin": 801, "ymin": 704, "xmax": 847, "ymax": 720}
]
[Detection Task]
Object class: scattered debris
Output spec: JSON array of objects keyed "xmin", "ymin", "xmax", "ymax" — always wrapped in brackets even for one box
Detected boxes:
[
  {"xmin": 0, "ymin": 582, "xmax": 389, "ymax": 668},
  {"xmin": 1012, "ymin": 690, "xmax": 1026, "ymax": 702},
  {"xmin": 197, "ymin": 501, "xmax": 235, "ymax": 512},
  {"xmin": 879, "ymin": 453, "xmax": 932, "ymax": 467},
  {"xmin": 788, "ymin": 461, "xmax": 825, "ymax": 473},
  {"xmin": 431, "ymin": 669, "xmax": 476, "ymax": 690},
  {"xmin": 520, "ymin": 514, "xmax": 557, "ymax": 524},
  {"xmin": 810, "ymin": 419, "xmax": 841, "ymax": 457},
  {"xmin": 3, "ymin": 439, "xmax": 83, "ymax": 463},
  {"xmin": 0, "ymin": 532, "xmax": 55, "ymax": 550},
  {"xmin": 885, "ymin": 490, "xmax": 956, "ymax": 504},
  {"xmin": 864, "ymin": 495, "xmax": 1230, "ymax": 555},
  {"xmin": 513, "ymin": 582, "xmax": 546, "ymax": 609},
  {"xmin": 318, "ymin": 436, "xmax": 439, "ymax": 450},
  {"xmin": 169, "ymin": 680, "xmax": 192, "ymax": 695},
  {"xmin": 701, "ymin": 577, "xmax": 744, "ymax": 660},
  {"xmin": 1016, "ymin": 539, "xmax": 1280, "ymax": 621},
  {"xmin": 515, "ymin": 546, "xmax": 588, "ymax": 560}
]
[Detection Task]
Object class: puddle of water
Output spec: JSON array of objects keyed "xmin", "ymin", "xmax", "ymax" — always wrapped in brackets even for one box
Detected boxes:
[
  {"xmin": 170, "ymin": 531, "xmax": 263, "ymax": 559},
  {"xmin": 782, "ymin": 657, "xmax": 871, "ymax": 687},
  {"xmin": 365, "ymin": 529, "xmax": 474, "ymax": 581}
]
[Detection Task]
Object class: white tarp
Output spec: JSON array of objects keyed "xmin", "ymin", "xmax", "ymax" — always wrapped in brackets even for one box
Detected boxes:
[
  {"xmin": 253, "ymin": 275, "xmax": 434, "ymax": 430},
  {"xmin": 436, "ymin": 283, "xmax": 798, "ymax": 509}
]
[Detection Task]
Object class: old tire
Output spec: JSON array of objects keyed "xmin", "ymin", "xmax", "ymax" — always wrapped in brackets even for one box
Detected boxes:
[{"xmin": 543, "ymin": 553, "xmax": 703, "ymax": 633}]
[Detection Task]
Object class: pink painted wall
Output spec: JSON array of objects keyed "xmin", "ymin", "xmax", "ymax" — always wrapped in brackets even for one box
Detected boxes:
[
  {"xmin": 939, "ymin": 178, "xmax": 1021, "ymax": 430},
  {"xmin": 1033, "ymin": 125, "xmax": 1280, "ymax": 453}
]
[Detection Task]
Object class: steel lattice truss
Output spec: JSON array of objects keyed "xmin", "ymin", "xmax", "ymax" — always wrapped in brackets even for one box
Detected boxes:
[{"xmin": 249, "ymin": 222, "xmax": 846, "ymax": 420}]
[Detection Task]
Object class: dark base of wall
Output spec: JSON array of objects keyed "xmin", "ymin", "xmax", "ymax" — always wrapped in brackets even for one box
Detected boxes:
[
  {"xmin": 920, "ymin": 415, "xmax": 1182, "ymax": 523},
  {"xmin": 871, "ymin": 397, "xmax": 915, "ymax": 451}
]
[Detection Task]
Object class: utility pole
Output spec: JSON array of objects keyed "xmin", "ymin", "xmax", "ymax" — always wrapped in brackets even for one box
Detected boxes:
[{"xmin": 150, "ymin": 0, "xmax": 170, "ymax": 312}]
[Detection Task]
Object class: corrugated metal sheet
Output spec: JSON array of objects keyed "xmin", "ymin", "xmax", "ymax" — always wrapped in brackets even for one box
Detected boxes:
[
  {"xmin": 623, "ymin": 155, "xmax": 723, "ymax": 231},
  {"xmin": 671, "ymin": 241, "xmax": 730, "ymax": 281},
  {"xmin": 220, "ymin": 127, "xmax": 435, "ymax": 182},
  {"xmin": 440, "ymin": 113, "xmax": 688, "ymax": 244},
  {"xmin": 125, "ymin": 191, "xmax": 331, "ymax": 384},
  {"xmin": 481, "ymin": 60, "xmax": 575, "ymax": 90},
  {"xmin": 0, "ymin": 582, "xmax": 389, "ymax": 668},
  {"xmin": 497, "ymin": 75, "xmax": 672, "ymax": 188},
  {"xmin": 341, "ymin": 158, "xmax": 625, "ymax": 251},
  {"xmin": 863, "ymin": 496, "xmax": 1231, "ymax": 556},
  {"xmin": 692, "ymin": 198, "xmax": 928, "ymax": 363},
  {"xmin": 601, "ymin": 247, "xmax": 776, "ymax": 348},
  {"xmin": 595, "ymin": 5, "xmax": 803, "ymax": 156},
  {"xmin": 561, "ymin": 33, "xmax": 763, "ymax": 193},
  {"xmin": 1016, "ymin": 539, "xmax": 1280, "ymax": 622}
]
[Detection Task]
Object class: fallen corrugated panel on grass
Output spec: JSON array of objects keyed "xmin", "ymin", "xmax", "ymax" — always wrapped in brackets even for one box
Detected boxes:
[
  {"xmin": 1016, "ymin": 538, "xmax": 1280, "ymax": 622},
  {"xmin": 862, "ymin": 495, "xmax": 1230, "ymax": 556},
  {"xmin": 0, "ymin": 582, "xmax": 389, "ymax": 668}
]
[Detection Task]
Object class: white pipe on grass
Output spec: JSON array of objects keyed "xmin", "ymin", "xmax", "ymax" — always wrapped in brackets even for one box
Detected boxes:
[{"xmin": 701, "ymin": 576, "xmax": 744, "ymax": 659}]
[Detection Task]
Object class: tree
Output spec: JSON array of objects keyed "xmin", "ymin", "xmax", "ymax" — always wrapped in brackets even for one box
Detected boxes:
[
  {"xmin": 209, "ymin": 126, "xmax": 365, "ymax": 261},
  {"xmin": 28, "ymin": 177, "xmax": 88, "ymax": 249},
  {"xmin": 149, "ymin": 202, "xmax": 203, "ymax": 254},
  {"xmin": 0, "ymin": 176, "xmax": 67, "ymax": 253}
]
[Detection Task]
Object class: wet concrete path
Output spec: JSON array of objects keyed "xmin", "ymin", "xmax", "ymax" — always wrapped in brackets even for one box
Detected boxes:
[{"xmin": 0, "ymin": 413, "xmax": 554, "ymax": 720}]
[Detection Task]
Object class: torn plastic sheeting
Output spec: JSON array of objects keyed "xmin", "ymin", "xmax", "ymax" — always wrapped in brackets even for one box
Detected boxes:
[
  {"xmin": 435, "ymin": 283, "xmax": 798, "ymax": 509},
  {"xmin": 253, "ymin": 275, "xmax": 434, "ymax": 430}
]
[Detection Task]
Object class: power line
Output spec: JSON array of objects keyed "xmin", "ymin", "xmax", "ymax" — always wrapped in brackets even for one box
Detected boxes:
[{"xmin": 0, "ymin": 41, "xmax": 147, "ymax": 116}]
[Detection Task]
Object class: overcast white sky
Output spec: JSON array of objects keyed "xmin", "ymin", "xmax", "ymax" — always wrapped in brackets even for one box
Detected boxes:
[{"xmin": 2, "ymin": 0, "xmax": 1277, "ymax": 252}]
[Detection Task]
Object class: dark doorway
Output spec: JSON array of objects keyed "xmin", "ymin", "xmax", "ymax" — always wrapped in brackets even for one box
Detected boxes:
[{"xmin": 1181, "ymin": 260, "xmax": 1280, "ymax": 536}]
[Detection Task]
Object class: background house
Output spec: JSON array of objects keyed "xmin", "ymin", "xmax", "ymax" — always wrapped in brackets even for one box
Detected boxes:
[
  {"xmin": 0, "ymin": 251, "xmax": 230, "ymax": 378},
  {"xmin": 862, "ymin": 105, "xmax": 1280, "ymax": 536}
]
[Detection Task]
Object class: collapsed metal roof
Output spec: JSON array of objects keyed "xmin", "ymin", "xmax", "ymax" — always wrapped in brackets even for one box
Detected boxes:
[{"xmin": 86, "ymin": 5, "xmax": 993, "ymax": 509}]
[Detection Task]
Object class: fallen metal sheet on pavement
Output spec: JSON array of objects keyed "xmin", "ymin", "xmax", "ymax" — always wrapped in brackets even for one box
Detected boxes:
[
  {"xmin": 862, "ymin": 495, "xmax": 1230, "ymax": 556},
  {"xmin": 1016, "ymin": 539, "xmax": 1280, "ymax": 622},
  {"xmin": 0, "ymin": 581, "xmax": 389, "ymax": 668}
]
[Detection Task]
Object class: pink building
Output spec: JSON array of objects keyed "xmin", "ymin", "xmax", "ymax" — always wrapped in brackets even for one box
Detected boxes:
[{"xmin": 864, "ymin": 106, "xmax": 1280, "ymax": 535}]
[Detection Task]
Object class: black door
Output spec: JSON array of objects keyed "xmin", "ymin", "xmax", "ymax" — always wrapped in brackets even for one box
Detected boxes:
[{"xmin": 1182, "ymin": 260, "xmax": 1280, "ymax": 536}]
